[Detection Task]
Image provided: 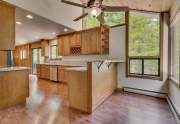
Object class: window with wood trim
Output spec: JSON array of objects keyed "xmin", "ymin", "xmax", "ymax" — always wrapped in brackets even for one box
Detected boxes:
[
  {"xmin": 171, "ymin": 12, "xmax": 180, "ymax": 84},
  {"xmin": 127, "ymin": 11, "xmax": 161, "ymax": 79},
  {"xmin": 83, "ymin": 11, "xmax": 125, "ymax": 29}
]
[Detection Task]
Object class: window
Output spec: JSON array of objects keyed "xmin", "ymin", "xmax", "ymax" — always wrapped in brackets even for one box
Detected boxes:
[
  {"xmin": 104, "ymin": 12, "xmax": 125, "ymax": 27},
  {"xmin": 83, "ymin": 11, "xmax": 125, "ymax": 29},
  {"xmin": 20, "ymin": 49, "xmax": 27, "ymax": 60},
  {"xmin": 50, "ymin": 45, "xmax": 58, "ymax": 59},
  {"xmin": 128, "ymin": 11, "xmax": 161, "ymax": 79},
  {"xmin": 83, "ymin": 15, "xmax": 100, "ymax": 29},
  {"xmin": 171, "ymin": 13, "xmax": 180, "ymax": 83}
]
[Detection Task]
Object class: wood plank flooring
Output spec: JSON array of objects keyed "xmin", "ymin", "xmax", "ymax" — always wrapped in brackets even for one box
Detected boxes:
[{"xmin": 0, "ymin": 75, "xmax": 176, "ymax": 124}]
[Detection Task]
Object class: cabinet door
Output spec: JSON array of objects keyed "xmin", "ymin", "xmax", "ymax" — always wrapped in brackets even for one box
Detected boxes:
[
  {"xmin": 70, "ymin": 33, "xmax": 81, "ymax": 47},
  {"xmin": 0, "ymin": 2, "xmax": 15, "ymax": 50},
  {"xmin": 40, "ymin": 65, "xmax": 50, "ymax": 80},
  {"xmin": 36, "ymin": 64, "xmax": 41, "ymax": 77},
  {"xmin": 0, "ymin": 51, "xmax": 7, "ymax": 66},
  {"xmin": 58, "ymin": 66, "xmax": 64, "ymax": 82},
  {"xmin": 58, "ymin": 36, "xmax": 70, "ymax": 56},
  {"xmin": 58, "ymin": 66, "xmax": 68, "ymax": 82},
  {"xmin": 41, "ymin": 40, "xmax": 49, "ymax": 57},
  {"xmin": 81, "ymin": 28, "xmax": 101, "ymax": 54}
]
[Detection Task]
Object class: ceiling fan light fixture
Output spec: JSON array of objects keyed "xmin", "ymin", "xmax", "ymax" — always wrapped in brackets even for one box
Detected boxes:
[{"xmin": 90, "ymin": 7, "xmax": 101, "ymax": 17}]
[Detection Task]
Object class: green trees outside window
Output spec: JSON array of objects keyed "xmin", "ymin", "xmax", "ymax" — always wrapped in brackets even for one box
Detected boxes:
[
  {"xmin": 128, "ymin": 12, "xmax": 160, "ymax": 78},
  {"xmin": 83, "ymin": 12, "xmax": 125, "ymax": 29}
]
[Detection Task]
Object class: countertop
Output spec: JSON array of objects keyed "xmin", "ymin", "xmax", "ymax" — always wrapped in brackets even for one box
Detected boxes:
[
  {"xmin": 0, "ymin": 67, "xmax": 30, "ymax": 72},
  {"xmin": 66, "ymin": 67, "xmax": 87, "ymax": 72},
  {"xmin": 37, "ymin": 61, "xmax": 87, "ymax": 67}
]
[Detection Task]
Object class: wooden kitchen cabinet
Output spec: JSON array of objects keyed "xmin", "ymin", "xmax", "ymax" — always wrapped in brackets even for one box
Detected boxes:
[
  {"xmin": 36, "ymin": 64, "xmax": 41, "ymax": 77},
  {"xmin": 41, "ymin": 40, "xmax": 49, "ymax": 57},
  {"xmin": 57, "ymin": 26, "xmax": 109, "ymax": 56},
  {"xmin": 58, "ymin": 35, "xmax": 70, "ymax": 56},
  {"xmin": 58, "ymin": 66, "xmax": 68, "ymax": 82},
  {"xmin": 40, "ymin": 65, "xmax": 50, "ymax": 80},
  {"xmin": 0, "ymin": 1, "xmax": 15, "ymax": 50},
  {"xmin": 81, "ymin": 28, "xmax": 101, "ymax": 54},
  {"xmin": 0, "ymin": 51, "xmax": 7, "ymax": 67},
  {"xmin": 69, "ymin": 32, "xmax": 81, "ymax": 47}
]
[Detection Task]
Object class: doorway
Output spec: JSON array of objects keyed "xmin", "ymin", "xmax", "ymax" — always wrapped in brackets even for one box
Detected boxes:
[{"xmin": 32, "ymin": 48, "xmax": 42, "ymax": 74}]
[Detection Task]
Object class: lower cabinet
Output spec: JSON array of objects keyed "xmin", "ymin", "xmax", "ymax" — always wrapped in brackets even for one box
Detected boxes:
[
  {"xmin": 36, "ymin": 64, "xmax": 41, "ymax": 77},
  {"xmin": 58, "ymin": 66, "xmax": 68, "ymax": 82},
  {"xmin": 38, "ymin": 64, "xmax": 50, "ymax": 80}
]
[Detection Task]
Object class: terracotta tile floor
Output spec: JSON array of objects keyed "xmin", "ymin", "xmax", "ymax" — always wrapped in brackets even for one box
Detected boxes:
[{"xmin": 0, "ymin": 75, "xmax": 176, "ymax": 124}]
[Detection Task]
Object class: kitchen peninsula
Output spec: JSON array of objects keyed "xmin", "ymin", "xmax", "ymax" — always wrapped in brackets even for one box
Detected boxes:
[{"xmin": 0, "ymin": 67, "xmax": 29, "ymax": 109}]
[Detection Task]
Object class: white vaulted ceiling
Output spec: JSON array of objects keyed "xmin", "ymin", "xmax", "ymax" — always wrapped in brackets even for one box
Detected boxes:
[
  {"xmin": 15, "ymin": 7, "xmax": 74, "ymax": 45},
  {"xmin": 4, "ymin": 0, "xmax": 83, "ymax": 30}
]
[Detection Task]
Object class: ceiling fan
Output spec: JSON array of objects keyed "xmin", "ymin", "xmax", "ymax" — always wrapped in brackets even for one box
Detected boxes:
[{"xmin": 61, "ymin": 0, "xmax": 128, "ymax": 23}]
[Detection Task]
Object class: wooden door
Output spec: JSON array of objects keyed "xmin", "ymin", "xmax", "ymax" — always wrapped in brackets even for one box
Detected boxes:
[{"xmin": 0, "ymin": 2, "xmax": 15, "ymax": 50}]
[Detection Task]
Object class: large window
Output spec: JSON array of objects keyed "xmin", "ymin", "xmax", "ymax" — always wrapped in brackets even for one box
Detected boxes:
[
  {"xmin": 20, "ymin": 49, "xmax": 27, "ymax": 60},
  {"xmin": 50, "ymin": 45, "xmax": 58, "ymax": 59},
  {"xmin": 171, "ymin": 13, "xmax": 180, "ymax": 84},
  {"xmin": 83, "ymin": 11, "xmax": 125, "ymax": 29},
  {"xmin": 128, "ymin": 11, "xmax": 161, "ymax": 79}
]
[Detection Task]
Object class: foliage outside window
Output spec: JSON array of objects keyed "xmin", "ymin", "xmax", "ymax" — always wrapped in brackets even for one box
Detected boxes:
[
  {"xmin": 83, "ymin": 11, "xmax": 125, "ymax": 29},
  {"xmin": 50, "ymin": 45, "xmax": 58, "ymax": 59},
  {"xmin": 128, "ymin": 11, "xmax": 161, "ymax": 79},
  {"xmin": 171, "ymin": 14, "xmax": 180, "ymax": 84}
]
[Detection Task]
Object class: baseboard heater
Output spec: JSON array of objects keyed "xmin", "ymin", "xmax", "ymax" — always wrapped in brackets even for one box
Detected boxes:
[
  {"xmin": 123, "ymin": 87, "xmax": 167, "ymax": 98},
  {"xmin": 166, "ymin": 96, "xmax": 180, "ymax": 123}
]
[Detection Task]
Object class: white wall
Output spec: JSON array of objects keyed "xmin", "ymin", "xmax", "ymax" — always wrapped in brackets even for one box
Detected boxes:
[
  {"xmin": 109, "ymin": 26, "xmax": 125, "ymax": 60},
  {"xmin": 4, "ymin": 0, "xmax": 83, "ymax": 30},
  {"xmin": 168, "ymin": 0, "xmax": 180, "ymax": 121},
  {"xmin": 117, "ymin": 14, "xmax": 169, "ymax": 93}
]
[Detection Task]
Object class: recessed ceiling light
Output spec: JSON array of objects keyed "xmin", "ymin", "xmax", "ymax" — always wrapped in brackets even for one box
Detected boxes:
[
  {"xmin": 26, "ymin": 14, "xmax": 33, "ymax": 19},
  {"xmin": 52, "ymin": 32, "xmax": 56, "ymax": 35},
  {"xmin": 64, "ymin": 28, "xmax": 68, "ymax": 32},
  {"xmin": 35, "ymin": 36, "xmax": 39, "ymax": 39},
  {"xmin": 16, "ymin": 21, "xmax": 22, "ymax": 25}
]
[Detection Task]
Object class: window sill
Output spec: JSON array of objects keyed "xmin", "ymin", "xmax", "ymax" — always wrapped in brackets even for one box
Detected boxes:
[{"xmin": 127, "ymin": 74, "xmax": 161, "ymax": 81}]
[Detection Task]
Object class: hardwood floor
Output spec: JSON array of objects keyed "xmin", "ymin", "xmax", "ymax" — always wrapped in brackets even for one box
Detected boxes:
[{"xmin": 0, "ymin": 75, "xmax": 176, "ymax": 124}]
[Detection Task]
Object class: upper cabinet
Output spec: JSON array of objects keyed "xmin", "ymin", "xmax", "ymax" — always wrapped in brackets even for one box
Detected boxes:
[
  {"xmin": 0, "ymin": 2, "xmax": 15, "ymax": 50},
  {"xmin": 58, "ymin": 26, "xmax": 109, "ymax": 56},
  {"xmin": 58, "ymin": 35, "xmax": 71, "ymax": 56},
  {"xmin": 41, "ymin": 40, "xmax": 49, "ymax": 57}
]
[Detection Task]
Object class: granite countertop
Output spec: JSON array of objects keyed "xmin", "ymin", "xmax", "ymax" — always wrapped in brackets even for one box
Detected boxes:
[
  {"xmin": 0, "ymin": 67, "xmax": 30, "ymax": 72},
  {"xmin": 66, "ymin": 67, "xmax": 87, "ymax": 72}
]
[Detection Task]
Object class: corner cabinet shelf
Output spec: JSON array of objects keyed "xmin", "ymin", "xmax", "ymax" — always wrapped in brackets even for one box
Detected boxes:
[{"xmin": 58, "ymin": 26, "xmax": 109, "ymax": 56}]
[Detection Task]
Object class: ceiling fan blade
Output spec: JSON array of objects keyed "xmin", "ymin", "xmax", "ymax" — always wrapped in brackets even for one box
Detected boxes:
[
  {"xmin": 73, "ymin": 13, "xmax": 88, "ymax": 21},
  {"xmin": 61, "ymin": 0, "xmax": 87, "ymax": 8},
  {"xmin": 87, "ymin": 0, "xmax": 96, "ymax": 7},
  {"xmin": 102, "ymin": 6, "xmax": 128, "ymax": 12}
]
